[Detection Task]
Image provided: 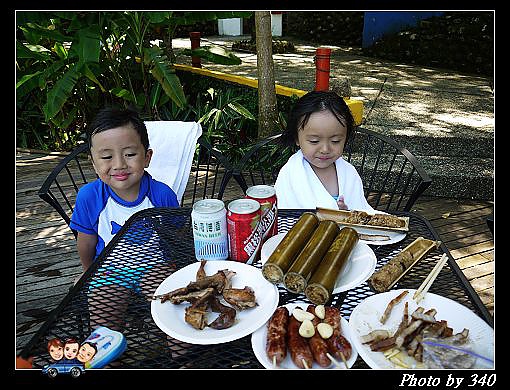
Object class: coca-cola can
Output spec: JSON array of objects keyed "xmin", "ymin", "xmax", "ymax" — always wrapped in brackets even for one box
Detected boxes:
[
  {"xmin": 191, "ymin": 199, "xmax": 229, "ymax": 261},
  {"xmin": 227, "ymin": 198, "xmax": 262, "ymax": 264},
  {"xmin": 245, "ymin": 185, "xmax": 278, "ymax": 243}
]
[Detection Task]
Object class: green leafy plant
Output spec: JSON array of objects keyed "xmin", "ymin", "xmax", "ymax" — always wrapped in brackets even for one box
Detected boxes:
[{"xmin": 16, "ymin": 11, "xmax": 251, "ymax": 151}]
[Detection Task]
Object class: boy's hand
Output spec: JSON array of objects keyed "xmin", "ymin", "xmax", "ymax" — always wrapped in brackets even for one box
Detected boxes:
[{"xmin": 337, "ymin": 195, "xmax": 349, "ymax": 210}]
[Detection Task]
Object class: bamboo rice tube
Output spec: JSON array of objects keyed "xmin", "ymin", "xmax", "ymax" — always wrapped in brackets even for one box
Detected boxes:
[
  {"xmin": 262, "ymin": 212, "xmax": 319, "ymax": 284},
  {"xmin": 283, "ymin": 220, "xmax": 340, "ymax": 293},
  {"xmin": 305, "ymin": 227, "xmax": 359, "ymax": 305}
]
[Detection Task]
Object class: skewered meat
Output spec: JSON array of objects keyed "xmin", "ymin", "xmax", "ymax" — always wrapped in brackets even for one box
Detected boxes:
[
  {"xmin": 266, "ymin": 306, "xmax": 289, "ymax": 366},
  {"xmin": 323, "ymin": 306, "xmax": 352, "ymax": 360},
  {"xmin": 306, "ymin": 305, "xmax": 331, "ymax": 367},
  {"xmin": 222, "ymin": 286, "xmax": 257, "ymax": 310},
  {"xmin": 287, "ymin": 307, "xmax": 314, "ymax": 369}
]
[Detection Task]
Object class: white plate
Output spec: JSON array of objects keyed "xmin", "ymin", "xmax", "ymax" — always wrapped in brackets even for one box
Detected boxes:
[
  {"xmin": 343, "ymin": 225, "xmax": 407, "ymax": 246},
  {"xmin": 251, "ymin": 302, "xmax": 358, "ymax": 369},
  {"xmin": 151, "ymin": 261, "xmax": 279, "ymax": 344},
  {"xmin": 349, "ymin": 289, "xmax": 495, "ymax": 369},
  {"xmin": 261, "ymin": 233, "xmax": 377, "ymax": 293}
]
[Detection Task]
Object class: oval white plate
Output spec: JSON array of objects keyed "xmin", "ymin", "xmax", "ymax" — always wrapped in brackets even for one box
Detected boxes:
[
  {"xmin": 261, "ymin": 233, "xmax": 377, "ymax": 293},
  {"xmin": 151, "ymin": 261, "xmax": 279, "ymax": 344},
  {"xmin": 349, "ymin": 289, "xmax": 494, "ymax": 369},
  {"xmin": 251, "ymin": 302, "xmax": 358, "ymax": 369}
]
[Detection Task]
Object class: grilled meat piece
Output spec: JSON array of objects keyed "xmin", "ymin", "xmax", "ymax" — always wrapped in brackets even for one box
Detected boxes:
[
  {"xmin": 208, "ymin": 296, "xmax": 237, "ymax": 329},
  {"xmin": 196, "ymin": 260, "xmax": 207, "ymax": 281},
  {"xmin": 167, "ymin": 287, "xmax": 215, "ymax": 305},
  {"xmin": 185, "ymin": 301, "xmax": 209, "ymax": 330},
  {"xmin": 222, "ymin": 286, "xmax": 257, "ymax": 310}
]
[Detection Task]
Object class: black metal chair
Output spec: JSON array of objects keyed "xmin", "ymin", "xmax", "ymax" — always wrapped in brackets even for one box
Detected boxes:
[
  {"xmin": 38, "ymin": 134, "xmax": 234, "ymax": 238},
  {"xmin": 486, "ymin": 213, "xmax": 494, "ymax": 237},
  {"xmin": 232, "ymin": 127, "xmax": 432, "ymax": 212}
]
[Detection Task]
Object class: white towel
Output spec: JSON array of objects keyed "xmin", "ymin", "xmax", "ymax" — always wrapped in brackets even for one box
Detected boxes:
[
  {"xmin": 274, "ymin": 150, "xmax": 375, "ymax": 212},
  {"xmin": 145, "ymin": 121, "xmax": 203, "ymax": 202}
]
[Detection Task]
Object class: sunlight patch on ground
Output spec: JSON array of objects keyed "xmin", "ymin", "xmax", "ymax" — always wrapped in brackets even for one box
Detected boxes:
[{"xmin": 433, "ymin": 112, "xmax": 494, "ymax": 129}]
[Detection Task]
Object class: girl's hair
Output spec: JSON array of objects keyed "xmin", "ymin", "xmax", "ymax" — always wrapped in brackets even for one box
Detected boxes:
[
  {"xmin": 87, "ymin": 107, "xmax": 150, "ymax": 151},
  {"xmin": 280, "ymin": 91, "xmax": 355, "ymax": 147},
  {"xmin": 47, "ymin": 338, "xmax": 63, "ymax": 352}
]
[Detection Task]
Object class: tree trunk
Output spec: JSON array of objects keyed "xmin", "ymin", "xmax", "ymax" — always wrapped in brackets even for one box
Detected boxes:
[{"xmin": 255, "ymin": 11, "xmax": 278, "ymax": 139}]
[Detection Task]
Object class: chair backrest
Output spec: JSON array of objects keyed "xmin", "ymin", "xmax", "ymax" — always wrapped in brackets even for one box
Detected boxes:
[
  {"xmin": 38, "ymin": 133, "xmax": 234, "ymax": 238},
  {"xmin": 232, "ymin": 127, "xmax": 432, "ymax": 212}
]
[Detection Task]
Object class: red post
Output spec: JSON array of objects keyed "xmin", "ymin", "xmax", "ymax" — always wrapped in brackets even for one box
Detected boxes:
[
  {"xmin": 314, "ymin": 47, "xmax": 331, "ymax": 91},
  {"xmin": 189, "ymin": 32, "xmax": 202, "ymax": 68}
]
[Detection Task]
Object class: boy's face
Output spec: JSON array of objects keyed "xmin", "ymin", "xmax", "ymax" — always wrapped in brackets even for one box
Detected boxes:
[
  {"xmin": 64, "ymin": 342, "xmax": 79, "ymax": 360},
  {"xmin": 90, "ymin": 124, "xmax": 152, "ymax": 202},
  {"xmin": 296, "ymin": 110, "xmax": 347, "ymax": 171}
]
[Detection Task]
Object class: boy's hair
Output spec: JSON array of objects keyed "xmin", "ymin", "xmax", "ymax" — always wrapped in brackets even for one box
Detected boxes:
[
  {"xmin": 87, "ymin": 107, "xmax": 150, "ymax": 152},
  {"xmin": 281, "ymin": 91, "xmax": 355, "ymax": 147}
]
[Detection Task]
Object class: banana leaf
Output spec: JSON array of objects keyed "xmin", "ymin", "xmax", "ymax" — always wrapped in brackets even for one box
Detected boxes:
[
  {"xmin": 43, "ymin": 63, "xmax": 81, "ymax": 121},
  {"xmin": 144, "ymin": 47, "xmax": 187, "ymax": 108}
]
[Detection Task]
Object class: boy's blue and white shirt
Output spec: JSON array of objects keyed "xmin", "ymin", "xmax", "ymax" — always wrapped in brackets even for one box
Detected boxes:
[{"xmin": 70, "ymin": 172, "xmax": 179, "ymax": 259}]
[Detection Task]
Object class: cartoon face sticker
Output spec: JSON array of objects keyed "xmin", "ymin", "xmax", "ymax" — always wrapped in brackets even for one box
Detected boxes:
[
  {"xmin": 63, "ymin": 338, "xmax": 80, "ymax": 360},
  {"xmin": 47, "ymin": 338, "xmax": 64, "ymax": 361},
  {"xmin": 77, "ymin": 342, "xmax": 97, "ymax": 364}
]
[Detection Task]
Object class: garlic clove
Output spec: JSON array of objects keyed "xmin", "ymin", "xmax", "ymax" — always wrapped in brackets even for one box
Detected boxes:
[
  {"xmin": 314, "ymin": 305, "xmax": 326, "ymax": 320},
  {"xmin": 292, "ymin": 308, "xmax": 315, "ymax": 322},
  {"xmin": 298, "ymin": 319, "xmax": 315, "ymax": 338},
  {"xmin": 317, "ymin": 322, "xmax": 334, "ymax": 339}
]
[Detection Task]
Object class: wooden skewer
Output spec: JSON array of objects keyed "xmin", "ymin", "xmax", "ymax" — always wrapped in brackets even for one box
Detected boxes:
[
  {"xmin": 338, "ymin": 352, "xmax": 349, "ymax": 369},
  {"xmin": 326, "ymin": 353, "xmax": 343, "ymax": 368},
  {"xmin": 272, "ymin": 355, "xmax": 277, "ymax": 369},
  {"xmin": 413, "ymin": 254, "xmax": 448, "ymax": 303},
  {"xmin": 302, "ymin": 359, "xmax": 310, "ymax": 369}
]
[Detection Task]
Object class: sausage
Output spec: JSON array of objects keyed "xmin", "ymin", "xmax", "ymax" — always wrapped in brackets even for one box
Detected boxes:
[
  {"xmin": 305, "ymin": 227, "xmax": 359, "ymax": 305},
  {"xmin": 306, "ymin": 305, "xmax": 331, "ymax": 367},
  {"xmin": 323, "ymin": 306, "xmax": 352, "ymax": 361},
  {"xmin": 262, "ymin": 212, "xmax": 319, "ymax": 284},
  {"xmin": 283, "ymin": 220, "xmax": 339, "ymax": 293},
  {"xmin": 287, "ymin": 307, "xmax": 314, "ymax": 369},
  {"xmin": 265, "ymin": 306, "xmax": 289, "ymax": 365}
]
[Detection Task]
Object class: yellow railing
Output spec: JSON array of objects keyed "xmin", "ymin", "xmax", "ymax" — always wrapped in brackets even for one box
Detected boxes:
[{"xmin": 173, "ymin": 63, "xmax": 363, "ymax": 126}]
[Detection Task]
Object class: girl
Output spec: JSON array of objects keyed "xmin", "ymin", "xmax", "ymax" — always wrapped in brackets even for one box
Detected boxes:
[{"xmin": 274, "ymin": 91, "xmax": 374, "ymax": 212}]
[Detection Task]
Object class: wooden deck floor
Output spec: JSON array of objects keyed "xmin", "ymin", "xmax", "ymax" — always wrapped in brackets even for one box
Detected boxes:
[{"xmin": 15, "ymin": 150, "xmax": 494, "ymax": 355}]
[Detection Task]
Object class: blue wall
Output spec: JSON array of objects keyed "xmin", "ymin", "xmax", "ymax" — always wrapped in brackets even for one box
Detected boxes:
[{"xmin": 362, "ymin": 12, "xmax": 444, "ymax": 48}]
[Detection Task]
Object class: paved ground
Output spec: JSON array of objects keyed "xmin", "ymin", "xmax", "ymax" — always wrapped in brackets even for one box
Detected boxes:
[{"xmin": 173, "ymin": 35, "xmax": 494, "ymax": 200}]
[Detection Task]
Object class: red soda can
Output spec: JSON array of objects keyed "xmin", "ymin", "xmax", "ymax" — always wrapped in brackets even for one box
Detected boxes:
[
  {"xmin": 246, "ymin": 185, "xmax": 278, "ymax": 243},
  {"xmin": 227, "ymin": 198, "xmax": 262, "ymax": 264}
]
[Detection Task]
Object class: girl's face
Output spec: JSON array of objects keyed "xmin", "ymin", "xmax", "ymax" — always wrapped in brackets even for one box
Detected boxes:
[
  {"xmin": 49, "ymin": 345, "xmax": 63, "ymax": 361},
  {"xmin": 90, "ymin": 124, "xmax": 152, "ymax": 202},
  {"xmin": 296, "ymin": 110, "xmax": 348, "ymax": 171}
]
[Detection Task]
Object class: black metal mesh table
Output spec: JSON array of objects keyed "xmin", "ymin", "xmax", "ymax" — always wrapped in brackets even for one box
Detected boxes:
[{"xmin": 19, "ymin": 208, "xmax": 493, "ymax": 369}]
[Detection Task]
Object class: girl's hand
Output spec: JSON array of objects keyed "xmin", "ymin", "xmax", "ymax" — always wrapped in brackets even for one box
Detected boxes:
[{"xmin": 337, "ymin": 195, "xmax": 349, "ymax": 210}]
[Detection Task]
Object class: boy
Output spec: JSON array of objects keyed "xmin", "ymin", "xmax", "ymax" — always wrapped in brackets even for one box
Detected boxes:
[
  {"xmin": 70, "ymin": 108, "xmax": 179, "ymax": 330},
  {"xmin": 70, "ymin": 107, "xmax": 179, "ymax": 271}
]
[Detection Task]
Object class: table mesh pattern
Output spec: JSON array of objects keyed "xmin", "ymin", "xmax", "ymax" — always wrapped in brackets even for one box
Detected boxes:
[{"xmin": 21, "ymin": 208, "xmax": 490, "ymax": 370}]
